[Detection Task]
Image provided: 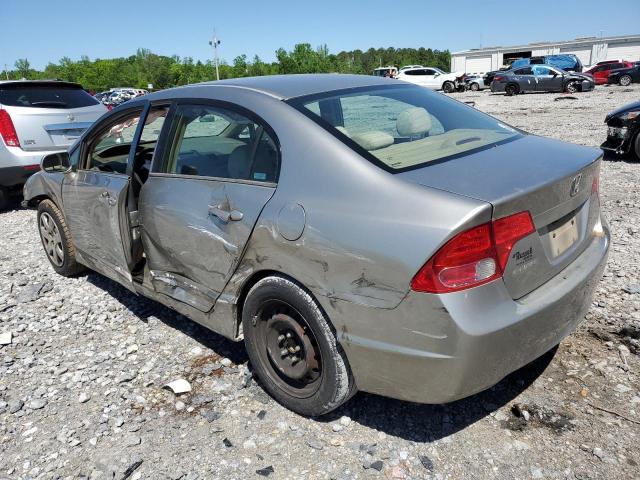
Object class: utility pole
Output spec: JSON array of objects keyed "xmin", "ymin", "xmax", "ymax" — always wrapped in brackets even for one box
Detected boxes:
[
  {"xmin": 209, "ymin": 30, "xmax": 221, "ymax": 81},
  {"xmin": 3, "ymin": 64, "xmax": 8, "ymax": 80}
]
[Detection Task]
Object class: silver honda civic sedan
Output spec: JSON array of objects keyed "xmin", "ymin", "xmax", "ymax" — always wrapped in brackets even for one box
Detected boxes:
[{"xmin": 23, "ymin": 74, "xmax": 610, "ymax": 416}]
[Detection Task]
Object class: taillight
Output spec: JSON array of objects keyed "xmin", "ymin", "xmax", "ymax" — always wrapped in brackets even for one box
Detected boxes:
[
  {"xmin": 0, "ymin": 109, "xmax": 20, "ymax": 147},
  {"xmin": 411, "ymin": 211, "xmax": 535, "ymax": 294},
  {"xmin": 23, "ymin": 164, "xmax": 40, "ymax": 171},
  {"xmin": 494, "ymin": 76, "xmax": 504, "ymax": 82}
]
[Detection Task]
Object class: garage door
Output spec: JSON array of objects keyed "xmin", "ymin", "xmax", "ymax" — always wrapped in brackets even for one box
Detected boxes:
[
  {"xmin": 560, "ymin": 47, "xmax": 591, "ymax": 66},
  {"xmin": 607, "ymin": 41, "xmax": 640, "ymax": 62},
  {"xmin": 464, "ymin": 55, "xmax": 492, "ymax": 75}
]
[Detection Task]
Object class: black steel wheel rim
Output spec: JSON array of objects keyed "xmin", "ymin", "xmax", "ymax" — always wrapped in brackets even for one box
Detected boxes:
[{"xmin": 253, "ymin": 299, "xmax": 322, "ymax": 399}]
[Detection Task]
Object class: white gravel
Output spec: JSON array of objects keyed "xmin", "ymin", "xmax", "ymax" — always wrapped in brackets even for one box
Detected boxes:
[{"xmin": 0, "ymin": 84, "xmax": 639, "ymax": 480}]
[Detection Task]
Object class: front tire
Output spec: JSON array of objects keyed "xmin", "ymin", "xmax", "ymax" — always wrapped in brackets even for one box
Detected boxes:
[
  {"xmin": 442, "ymin": 81, "xmax": 455, "ymax": 93},
  {"xmin": 565, "ymin": 81, "xmax": 579, "ymax": 93},
  {"xmin": 619, "ymin": 75, "xmax": 632, "ymax": 87},
  {"xmin": 242, "ymin": 275, "xmax": 356, "ymax": 416},
  {"xmin": 470, "ymin": 82, "xmax": 480, "ymax": 91},
  {"xmin": 37, "ymin": 200, "xmax": 84, "ymax": 277}
]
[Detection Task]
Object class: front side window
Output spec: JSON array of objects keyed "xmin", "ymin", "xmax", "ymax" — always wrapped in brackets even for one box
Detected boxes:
[
  {"xmin": 84, "ymin": 110, "xmax": 142, "ymax": 173},
  {"xmin": 161, "ymin": 104, "xmax": 278, "ymax": 182},
  {"xmin": 532, "ymin": 66, "xmax": 553, "ymax": 76},
  {"xmin": 291, "ymin": 85, "xmax": 520, "ymax": 172}
]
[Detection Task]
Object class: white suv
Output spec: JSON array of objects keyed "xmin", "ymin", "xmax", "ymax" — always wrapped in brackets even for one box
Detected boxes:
[
  {"xmin": 0, "ymin": 80, "xmax": 106, "ymax": 209},
  {"xmin": 395, "ymin": 67, "xmax": 464, "ymax": 93}
]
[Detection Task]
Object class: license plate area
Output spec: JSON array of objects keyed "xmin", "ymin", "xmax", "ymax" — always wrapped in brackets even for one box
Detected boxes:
[{"xmin": 545, "ymin": 214, "xmax": 579, "ymax": 258}]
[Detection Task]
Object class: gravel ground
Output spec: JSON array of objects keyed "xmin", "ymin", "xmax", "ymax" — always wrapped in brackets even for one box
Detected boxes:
[{"xmin": 1, "ymin": 84, "xmax": 639, "ymax": 480}]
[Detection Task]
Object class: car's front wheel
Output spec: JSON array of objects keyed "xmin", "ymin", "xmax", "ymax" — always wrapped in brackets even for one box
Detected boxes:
[
  {"xmin": 470, "ymin": 82, "xmax": 480, "ymax": 91},
  {"xmin": 442, "ymin": 81, "xmax": 455, "ymax": 93},
  {"xmin": 37, "ymin": 200, "xmax": 84, "ymax": 277},
  {"xmin": 619, "ymin": 74, "xmax": 633, "ymax": 87},
  {"xmin": 242, "ymin": 275, "xmax": 356, "ymax": 416},
  {"xmin": 565, "ymin": 81, "xmax": 580, "ymax": 93}
]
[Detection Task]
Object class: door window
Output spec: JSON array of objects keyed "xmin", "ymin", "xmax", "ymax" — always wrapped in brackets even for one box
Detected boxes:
[
  {"xmin": 84, "ymin": 110, "xmax": 142, "ymax": 174},
  {"xmin": 160, "ymin": 104, "xmax": 278, "ymax": 182},
  {"xmin": 514, "ymin": 67, "xmax": 533, "ymax": 75},
  {"xmin": 532, "ymin": 66, "xmax": 553, "ymax": 76}
]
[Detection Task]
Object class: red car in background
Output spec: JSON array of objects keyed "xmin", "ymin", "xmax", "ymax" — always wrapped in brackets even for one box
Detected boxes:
[{"xmin": 585, "ymin": 61, "xmax": 634, "ymax": 85}]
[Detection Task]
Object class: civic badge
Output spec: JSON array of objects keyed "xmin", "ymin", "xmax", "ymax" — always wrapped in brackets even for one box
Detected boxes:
[
  {"xmin": 569, "ymin": 173, "xmax": 582, "ymax": 197},
  {"xmin": 67, "ymin": 113, "xmax": 75, "ymax": 122}
]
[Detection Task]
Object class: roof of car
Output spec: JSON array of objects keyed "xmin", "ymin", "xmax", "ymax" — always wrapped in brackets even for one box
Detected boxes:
[
  {"xmin": 0, "ymin": 79, "xmax": 83, "ymax": 88},
  {"xmin": 149, "ymin": 74, "xmax": 399, "ymax": 101}
]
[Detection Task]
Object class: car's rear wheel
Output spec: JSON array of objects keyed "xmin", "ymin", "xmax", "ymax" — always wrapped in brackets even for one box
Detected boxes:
[
  {"xmin": 242, "ymin": 275, "xmax": 356, "ymax": 416},
  {"xmin": 619, "ymin": 75, "xmax": 632, "ymax": 86},
  {"xmin": 634, "ymin": 132, "xmax": 640, "ymax": 161},
  {"xmin": 442, "ymin": 81, "xmax": 455, "ymax": 93},
  {"xmin": 565, "ymin": 81, "xmax": 580, "ymax": 93},
  {"xmin": 37, "ymin": 199, "xmax": 84, "ymax": 277},
  {"xmin": 470, "ymin": 82, "xmax": 480, "ymax": 91},
  {"xmin": 0, "ymin": 187, "xmax": 8, "ymax": 211},
  {"xmin": 505, "ymin": 84, "xmax": 519, "ymax": 96}
]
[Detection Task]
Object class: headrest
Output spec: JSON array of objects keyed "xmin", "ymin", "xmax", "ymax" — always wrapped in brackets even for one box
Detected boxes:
[
  {"xmin": 396, "ymin": 107, "xmax": 432, "ymax": 137},
  {"xmin": 350, "ymin": 130, "xmax": 394, "ymax": 151},
  {"xmin": 228, "ymin": 145, "xmax": 251, "ymax": 179}
]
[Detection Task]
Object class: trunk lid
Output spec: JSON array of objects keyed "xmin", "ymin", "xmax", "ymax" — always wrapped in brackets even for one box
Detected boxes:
[
  {"xmin": 398, "ymin": 135, "xmax": 602, "ymax": 299},
  {"xmin": 0, "ymin": 81, "xmax": 106, "ymax": 151}
]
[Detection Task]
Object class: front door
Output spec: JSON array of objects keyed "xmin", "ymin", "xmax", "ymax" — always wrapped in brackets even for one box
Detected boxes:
[
  {"xmin": 533, "ymin": 65, "xmax": 564, "ymax": 92},
  {"xmin": 139, "ymin": 103, "xmax": 279, "ymax": 312},
  {"xmin": 61, "ymin": 108, "xmax": 144, "ymax": 289}
]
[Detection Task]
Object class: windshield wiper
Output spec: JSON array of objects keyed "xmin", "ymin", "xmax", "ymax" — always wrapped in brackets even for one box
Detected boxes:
[
  {"xmin": 30, "ymin": 101, "xmax": 68, "ymax": 107},
  {"xmin": 455, "ymin": 137, "xmax": 482, "ymax": 146}
]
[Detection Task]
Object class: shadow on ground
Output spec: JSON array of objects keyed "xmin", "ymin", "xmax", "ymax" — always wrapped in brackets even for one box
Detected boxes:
[{"xmin": 86, "ymin": 270, "xmax": 557, "ymax": 443}]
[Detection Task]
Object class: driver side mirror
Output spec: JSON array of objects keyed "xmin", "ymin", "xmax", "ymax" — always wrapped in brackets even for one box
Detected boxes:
[
  {"xmin": 552, "ymin": 71, "xmax": 558, "ymax": 77},
  {"xmin": 41, "ymin": 152, "xmax": 71, "ymax": 173},
  {"xmin": 434, "ymin": 72, "xmax": 441, "ymax": 77}
]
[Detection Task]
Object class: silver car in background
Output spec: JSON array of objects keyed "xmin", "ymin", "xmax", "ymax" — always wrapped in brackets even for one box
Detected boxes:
[
  {"xmin": 0, "ymin": 80, "xmax": 106, "ymax": 209},
  {"xmin": 24, "ymin": 74, "xmax": 609, "ymax": 416}
]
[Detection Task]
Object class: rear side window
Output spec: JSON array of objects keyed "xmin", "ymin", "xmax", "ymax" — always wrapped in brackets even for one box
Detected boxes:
[
  {"xmin": 160, "ymin": 104, "xmax": 278, "ymax": 182},
  {"xmin": 514, "ymin": 67, "xmax": 533, "ymax": 75},
  {"xmin": 0, "ymin": 84, "xmax": 99, "ymax": 109}
]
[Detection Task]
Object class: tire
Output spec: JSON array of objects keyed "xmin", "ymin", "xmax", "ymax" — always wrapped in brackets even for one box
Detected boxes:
[
  {"xmin": 442, "ymin": 81, "xmax": 455, "ymax": 93},
  {"xmin": 242, "ymin": 275, "xmax": 356, "ymax": 416},
  {"xmin": 619, "ymin": 75, "xmax": 632, "ymax": 87},
  {"xmin": 565, "ymin": 81, "xmax": 579, "ymax": 93},
  {"xmin": 634, "ymin": 132, "xmax": 640, "ymax": 161},
  {"xmin": 470, "ymin": 82, "xmax": 480, "ymax": 91},
  {"xmin": 37, "ymin": 199, "xmax": 85, "ymax": 277},
  {"xmin": 505, "ymin": 84, "xmax": 519, "ymax": 96},
  {"xmin": 0, "ymin": 187, "xmax": 8, "ymax": 211}
]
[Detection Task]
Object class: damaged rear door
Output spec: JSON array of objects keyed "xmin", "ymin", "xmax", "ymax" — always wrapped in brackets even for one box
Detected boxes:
[{"xmin": 139, "ymin": 102, "xmax": 279, "ymax": 312}]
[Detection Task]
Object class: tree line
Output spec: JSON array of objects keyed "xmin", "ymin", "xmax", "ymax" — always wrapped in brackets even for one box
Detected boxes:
[{"xmin": 4, "ymin": 45, "xmax": 451, "ymax": 92}]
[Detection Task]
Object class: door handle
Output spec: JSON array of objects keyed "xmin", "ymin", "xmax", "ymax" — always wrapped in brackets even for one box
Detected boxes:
[{"xmin": 208, "ymin": 205, "xmax": 243, "ymax": 222}]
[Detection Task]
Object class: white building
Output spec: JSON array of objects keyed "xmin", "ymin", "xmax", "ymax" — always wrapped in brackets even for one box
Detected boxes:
[{"xmin": 451, "ymin": 34, "xmax": 640, "ymax": 74}]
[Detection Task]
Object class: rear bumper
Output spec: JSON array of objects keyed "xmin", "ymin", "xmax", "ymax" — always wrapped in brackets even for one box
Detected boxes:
[
  {"xmin": 0, "ymin": 144, "xmax": 65, "ymax": 188},
  {"xmin": 332, "ymin": 218, "xmax": 609, "ymax": 404}
]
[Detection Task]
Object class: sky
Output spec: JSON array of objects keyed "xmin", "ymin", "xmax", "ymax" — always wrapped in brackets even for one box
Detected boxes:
[{"xmin": 1, "ymin": 0, "xmax": 639, "ymax": 70}]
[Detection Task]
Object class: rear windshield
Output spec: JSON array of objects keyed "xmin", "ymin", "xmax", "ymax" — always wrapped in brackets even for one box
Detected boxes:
[
  {"xmin": 290, "ymin": 85, "xmax": 520, "ymax": 172},
  {"xmin": 0, "ymin": 84, "xmax": 99, "ymax": 109}
]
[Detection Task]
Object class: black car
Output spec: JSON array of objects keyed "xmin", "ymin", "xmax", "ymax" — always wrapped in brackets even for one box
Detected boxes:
[
  {"xmin": 602, "ymin": 100, "xmax": 640, "ymax": 160},
  {"xmin": 607, "ymin": 65, "xmax": 640, "ymax": 86},
  {"xmin": 491, "ymin": 64, "xmax": 595, "ymax": 96}
]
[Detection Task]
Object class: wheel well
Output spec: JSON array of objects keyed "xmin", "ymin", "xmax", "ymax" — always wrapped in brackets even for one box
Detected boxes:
[
  {"xmin": 27, "ymin": 194, "xmax": 54, "ymax": 208},
  {"xmin": 234, "ymin": 270, "xmax": 330, "ymax": 335}
]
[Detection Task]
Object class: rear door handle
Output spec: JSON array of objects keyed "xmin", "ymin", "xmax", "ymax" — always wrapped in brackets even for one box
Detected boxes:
[{"xmin": 208, "ymin": 205, "xmax": 243, "ymax": 222}]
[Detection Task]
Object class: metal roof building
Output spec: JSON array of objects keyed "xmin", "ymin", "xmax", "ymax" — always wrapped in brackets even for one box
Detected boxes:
[{"xmin": 451, "ymin": 34, "xmax": 640, "ymax": 74}]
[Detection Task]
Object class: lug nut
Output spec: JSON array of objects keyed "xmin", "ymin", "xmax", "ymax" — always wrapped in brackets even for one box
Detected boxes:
[
  {"xmin": 290, "ymin": 356, "xmax": 299, "ymax": 364},
  {"xmin": 280, "ymin": 349, "xmax": 288, "ymax": 357},
  {"xmin": 293, "ymin": 345, "xmax": 301, "ymax": 353},
  {"xmin": 286, "ymin": 332, "xmax": 292, "ymax": 339},
  {"xmin": 277, "ymin": 334, "xmax": 285, "ymax": 343}
]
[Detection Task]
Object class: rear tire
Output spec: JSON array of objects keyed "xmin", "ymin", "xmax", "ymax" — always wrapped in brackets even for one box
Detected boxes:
[
  {"xmin": 505, "ymin": 84, "xmax": 519, "ymax": 96},
  {"xmin": 37, "ymin": 200, "xmax": 85, "ymax": 277},
  {"xmin": 442, "ymin": 81, "xmax": 455, "ymax": 93},
  {"xmin": 619, "ymin": 75, "xmax": 632, "ymax": 86},
  {"xmin": 242, "ymin": 275, "xmax": 356, "ymax": 416},
  {"xmin": 634, "ymin": 132, "xmax": 640, "ymax": 161},
  {"xmin": 0, "ymin": 187, "xmax": 8, "ymax": 211}
]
